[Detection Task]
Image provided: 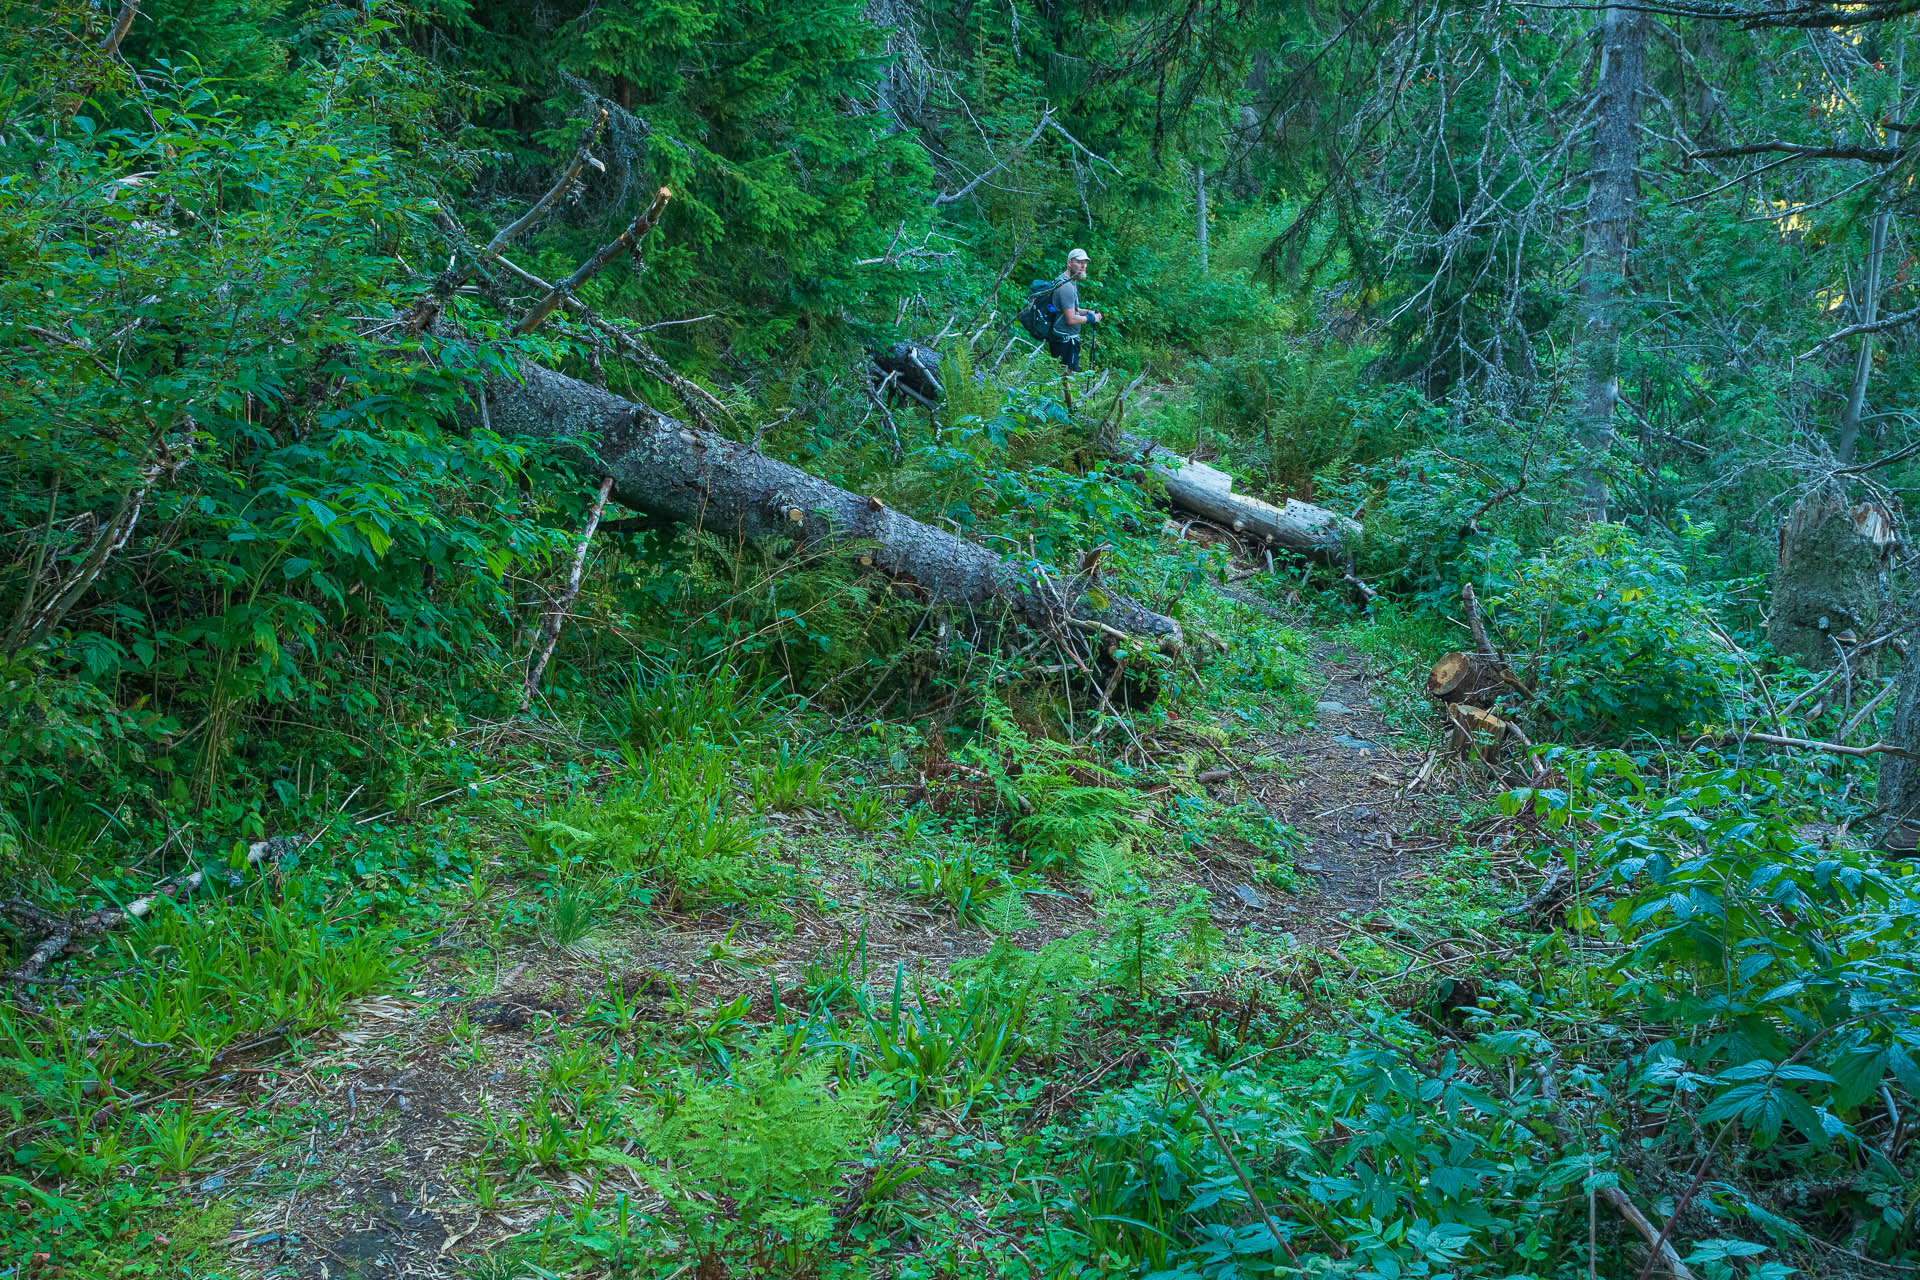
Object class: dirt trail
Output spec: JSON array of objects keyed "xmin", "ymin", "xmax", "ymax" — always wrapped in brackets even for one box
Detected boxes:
[
  {"xmin": 217, "ymin": 643, "xmax": 1443, "ymax": 1279},
  {"xmin": 1251, "ymin": 645, "xmax": 1442, "ymax": 938}
]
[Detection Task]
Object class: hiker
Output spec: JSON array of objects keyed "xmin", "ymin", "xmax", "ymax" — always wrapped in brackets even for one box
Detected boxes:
[
  {"xmin": 1019, "ymin": 248, "xmax": 1105, "ymax": 372},
  {"xmin": 1048, "ymin": 248, "xmax": 1104, "ymax": 371}
]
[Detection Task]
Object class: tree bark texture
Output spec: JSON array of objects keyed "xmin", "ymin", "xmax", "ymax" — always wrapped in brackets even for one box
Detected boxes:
[
  {"xmin": 1766, "ymin": 485, "xmax": 1892, "ymax": 671},
  {"xmin": 1117, "ymin": 433, "xmax": 1359, "ymax": 560},
  {"xmin": 1880, "ymin": 646, "xmax": 1920, "ymax": 851},
  {"xmin": 476, "ymin": 361, "xmax": 1184, "ymax": 647},
  {"xmin": 1575, "ymin": 6, "xmax": 1649, "ymax": 522}
]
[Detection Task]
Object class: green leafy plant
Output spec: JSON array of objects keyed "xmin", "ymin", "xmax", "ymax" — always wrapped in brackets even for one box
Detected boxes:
[
  {"xmin": 751, "ymin": 742, "xmax": 826, "ymax": 813},
  {"xmin": 624, "ymin": 1041, "xmax": 881, "ymax": 1274},
  {"xmin": 956, "ymin": 697, "xmax": 1153, "ymax": 875},
  {"xmin": 905, "ymin": 850, "xmax": 1013, "ymax": 928},
  {"xmin": 1490, "ymin": 524, "xmax": 1740, "ymax": 741}
]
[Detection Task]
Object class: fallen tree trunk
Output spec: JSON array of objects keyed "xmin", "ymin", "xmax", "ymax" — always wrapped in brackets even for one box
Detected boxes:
[
  {"xmin": 1115, "ymin": 433, "xmax": 1359, "ymax": 561},
  {"xmin": 476, "ymin": 361, "xmax": 1183, "ymax": 648}
]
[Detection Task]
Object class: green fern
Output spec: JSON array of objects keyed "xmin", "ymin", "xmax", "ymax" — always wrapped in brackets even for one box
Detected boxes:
[
  {"xmin": 624, "ymin": 1041, "xmax": 880, "ymax": 1269},
  {"xmin": 958, "ymin": 696, "xmax": 1152, "ymax": 876}
]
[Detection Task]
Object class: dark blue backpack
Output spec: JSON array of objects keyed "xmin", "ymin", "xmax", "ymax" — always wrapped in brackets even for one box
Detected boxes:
[{"xmin": 1017, "ymin": 276, "xmax": 1065, "ymax": 340}]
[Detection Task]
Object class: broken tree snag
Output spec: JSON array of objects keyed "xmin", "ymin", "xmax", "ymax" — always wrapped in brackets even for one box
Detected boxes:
[
  {"xmin": 1766, "ymin": 484, "xmax": 1896, "ymax": 672},
  {"xmin": 1115, "ymin": 433, "xmax": 1359, "ymax": 561},
  {"xmin": 869, "ymin": 342, "xmax": 944, "ymax": 409},
  {"xmin": 472, "ymin": 361, "xmax": 1184, "ymax": 648}
]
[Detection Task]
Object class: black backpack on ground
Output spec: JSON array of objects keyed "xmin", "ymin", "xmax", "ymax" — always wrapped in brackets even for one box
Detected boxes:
[{"xmin": 1017, "ymin": 276, "xmax": 1065, "ymax": 341}]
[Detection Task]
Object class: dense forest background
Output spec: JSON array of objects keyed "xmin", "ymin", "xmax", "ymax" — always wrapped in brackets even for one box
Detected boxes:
[{"xmin": 6, "ymin": 0, "xmax": 1920, "ymax": 1276}]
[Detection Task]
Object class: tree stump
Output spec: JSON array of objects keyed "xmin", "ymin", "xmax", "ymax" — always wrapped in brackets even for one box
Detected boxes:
[{"xmin": 1767, "ymin": 485, "xmax": 1895, "ymax": 672}]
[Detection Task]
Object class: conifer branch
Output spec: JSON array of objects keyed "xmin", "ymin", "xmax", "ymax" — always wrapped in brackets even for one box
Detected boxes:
[{"xmin": 1689, "ymin": 140, "xmax": 1906, "ymax": 163}]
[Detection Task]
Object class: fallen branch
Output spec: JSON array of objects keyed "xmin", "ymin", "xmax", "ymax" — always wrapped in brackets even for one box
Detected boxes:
[
  {"xmin": 1460, "ymin": 428, "xmax": 1540, "ymax": 534},
  {"xmin": 1712, "ymin": 730, "xmax": 1915, "ymax": 759},
  {"xmin": 513, "ymin": 186, "xmax": 671, "ymax": 337},
  {"xmin": 484, "ymin": 250, "xmax": 728, "ymax": 430},
  {"xmin": 934, "ymin": 110, "xmax": 1053, "ymax": 207},
  {"xmin": 4, "ymin": 433, "xmax": 194, "ymax": 656},
  {"xmin": 1533, "ymin": 1065, "xmax": 1699, "ymax": 1279},
  {"xmin": 4, "ymin": 838, "xmax": 301, "ymax": 987},
  {"xmin": 862, "ymin": 370, "xmax": 907, "ymax": 462},
  {"xmin": 522, "ymin": 475, "xmax": 615, "ymax": 711},
  {"xmin": 1601, "ymin": 1186, "xmax": 1699, "ymax": 1280}
]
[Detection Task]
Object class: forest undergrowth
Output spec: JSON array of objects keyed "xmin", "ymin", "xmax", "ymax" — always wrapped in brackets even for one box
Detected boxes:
[
  {"xmin": 9, "ymin": 2, "xmax": 1920, "ymax": 1278},
  {"xmin": 8, "ymin": 503, "xmax": 1916, "ymax": 1280}
]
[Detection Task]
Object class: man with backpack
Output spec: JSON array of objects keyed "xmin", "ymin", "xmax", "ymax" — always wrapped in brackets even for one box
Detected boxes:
[{"xmin": 1019, "ymin": 248, "xmax": 1105, "ymax": 372}]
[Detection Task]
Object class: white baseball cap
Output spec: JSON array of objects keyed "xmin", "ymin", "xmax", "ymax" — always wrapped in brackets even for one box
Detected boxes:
[{"xmin": 1067, "ymin": 248, "xmax": 1090, "ymax": 261}]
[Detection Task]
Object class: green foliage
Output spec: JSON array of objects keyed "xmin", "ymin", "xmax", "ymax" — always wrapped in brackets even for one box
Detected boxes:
[
  {"xmin": 904, "ymin": 848, "xmax": 1014, "ymax": 929},
  {"xmin": 1492, "ymin": 524, "xmax": 1741, "ymax": 741},
  {"xmin": 957, "ymin": 696, "xmax": 1152, "ymax": 875},
  {"xmin": 445, "ymin": 0, "xmax": 930, "ymax": 364},
  {"xmin": 527, "ymin": 743, "xmax": 777, "ymax": 912},
  {"xmin": 1193, "ymin": 339, "xmax": 1368, "ymax": 492},
  {"xmin": 0, "ymin": 33, "xmax": 570, "ymax": 818},
  {"xmin": 1100, "ymin": 887, "xmax": 1223, "ymax": 1000},
  {"xmin": 626, "ymin": 1041, "xmax": 880, "ymax": 1269},
  {"xmin": 605, "ymin": 661, "xmax": 778, "ymax": 753},
  {"xmin": 1510, "ymin": 752, "xmax": 1920, "ymax": 1163}
]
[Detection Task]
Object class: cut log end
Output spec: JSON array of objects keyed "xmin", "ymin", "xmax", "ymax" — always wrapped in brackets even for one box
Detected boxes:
[{"xmin": 1427, "ymin": 650, "xmax": 1511, "ymax": 707}]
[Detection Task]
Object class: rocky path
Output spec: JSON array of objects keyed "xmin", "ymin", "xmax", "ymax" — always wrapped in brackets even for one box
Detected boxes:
[{"xmin": 1251, "ymin": 645, "xmax": 1444, "ymax": 938}]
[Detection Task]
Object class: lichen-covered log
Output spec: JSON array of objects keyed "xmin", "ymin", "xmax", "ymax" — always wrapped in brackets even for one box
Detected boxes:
[
  {"xmin": 1116, "ymin": 432, "xmax": 1358, "ymax": 561},
  {"xmin": 476, "ymin": 361, "xmax": 1183, "ymax": 648}
]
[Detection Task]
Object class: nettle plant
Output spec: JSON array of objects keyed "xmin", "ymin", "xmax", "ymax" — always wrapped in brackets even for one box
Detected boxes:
[{"xmin": 1506, "ymin": 749, "xmax": 1920, "ymax": 1253}]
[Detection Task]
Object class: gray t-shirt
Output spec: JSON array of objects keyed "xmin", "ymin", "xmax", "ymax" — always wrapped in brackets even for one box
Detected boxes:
[{"xmin": 1051, "ymin": 277, "xmax": 1081, "ymax": 338}]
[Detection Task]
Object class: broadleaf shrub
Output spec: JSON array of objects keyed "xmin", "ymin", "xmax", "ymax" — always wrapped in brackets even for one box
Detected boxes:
[{"xmin": 1491, "ymin": 524, "xmax": 1739, "ymax": 741}]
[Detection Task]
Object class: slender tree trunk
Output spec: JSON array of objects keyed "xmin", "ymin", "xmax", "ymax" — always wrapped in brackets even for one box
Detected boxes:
[
  {"xmin": 1575, "ymin": 5, "xmax": 1649, "ymax": 522},
  {"xmin": 1196, "ymin": 165, "xmax": 1208, "ymax": 275},
  {"xmin": 1838, "ymin": 208, "xmax": 1890, "ymax": 465},
  {"xmin": 1879, "ymin": 644, "xmax": 1920, "ymax": 850}
]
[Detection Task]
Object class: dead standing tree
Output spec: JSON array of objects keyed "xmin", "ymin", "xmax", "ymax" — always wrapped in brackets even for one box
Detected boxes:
[{"xmin": 1575, "ymin": 4, "xmax": 1650, "ymax": 522}]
